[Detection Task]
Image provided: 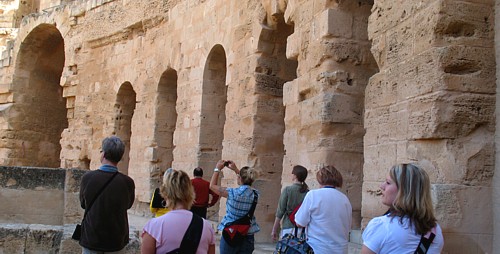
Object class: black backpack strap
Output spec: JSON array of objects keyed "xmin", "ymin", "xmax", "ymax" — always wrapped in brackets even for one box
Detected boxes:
[
  {"xmin": 83, "ymin": 171, "xmax": 119, "ymax": 220},
  {"xmin": 178, "ymin": 213, "xmax": 204, "ymax": 254},
  {"xmin": 414, "ymin": 228, "xmax": 436, "ymax": 254},
  {"xmin": 247, "ymin": 190, "xmax": 258, "ymax": 218}
]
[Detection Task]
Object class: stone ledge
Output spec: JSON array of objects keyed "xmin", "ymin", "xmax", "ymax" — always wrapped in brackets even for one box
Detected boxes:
[{"xmin": 0, "ymin": 223, "xmax": 141, "ymax": 254}]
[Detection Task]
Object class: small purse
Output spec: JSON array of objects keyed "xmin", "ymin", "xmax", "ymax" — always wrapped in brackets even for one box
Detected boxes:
[
  {"xmin": 72, "ymin": 171, "xmax": 119, "ymax": 241},
  {"xmin": 222, "ymin": 216, "xmax": 252, "ymax": 247}
]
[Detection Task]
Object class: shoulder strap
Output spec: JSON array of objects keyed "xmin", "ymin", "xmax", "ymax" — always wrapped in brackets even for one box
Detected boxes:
[
  {"xmin": 247, "ymin": 190, "xmax": 258, "ymax": 218},
  {"xmin": 177, "ymin": 213, "xmax": 204, "ymax": 254},
  {"xmin": 414, "ymin": 227, "xmax": 437, "ymax": 254},
  {"xmin": 83, "ymin": 171, "xmax": 119, "ymax": 219}
]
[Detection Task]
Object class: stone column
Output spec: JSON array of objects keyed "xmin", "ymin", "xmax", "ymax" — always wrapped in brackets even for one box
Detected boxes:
[{"xmin": 283, "ymin": 0, "xmax": 377, "ymax": 228}]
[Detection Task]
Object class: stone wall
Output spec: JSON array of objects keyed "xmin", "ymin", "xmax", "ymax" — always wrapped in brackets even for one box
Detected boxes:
[
  {"xmin": 0, "ymin": 0, "xmax": 495, "ymax": 250},
  {"xmin": 0, "ymin": 166, "xmax": 85, "ymax": 225},
  {"xmin": 0, "ymin": 166, "xmax": 141, "ymax": 253}
]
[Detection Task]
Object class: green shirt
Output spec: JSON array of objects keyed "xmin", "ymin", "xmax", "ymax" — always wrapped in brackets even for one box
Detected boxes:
[{"xmin": 275, "ymin": 183, "xmax": 308, "ymax": 229}]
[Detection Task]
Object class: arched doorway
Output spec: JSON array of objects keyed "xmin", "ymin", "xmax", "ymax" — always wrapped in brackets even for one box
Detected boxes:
[
  {"xmin": 115, "ymin": 82, "xmax": 136, "ymax": 175},
  {"xmin": 10, "ymin": 24, "xmax": 67, "ymax": 167},
  {"xmin": 198, "ymin": 45, "xmax": 227, "ymax": 172},
  {"xmin": 153, "ymin": 68, "xmax": 178, "ymax": 182}
]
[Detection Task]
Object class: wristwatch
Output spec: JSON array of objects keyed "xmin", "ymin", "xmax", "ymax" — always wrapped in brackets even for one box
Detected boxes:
[{"xmin": 214, "ymin": 168, "xmax": 220, "ymax": 172}]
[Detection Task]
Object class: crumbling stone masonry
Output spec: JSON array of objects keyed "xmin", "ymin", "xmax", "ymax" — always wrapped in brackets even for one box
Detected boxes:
[{"xmin": 0, "ymin": 0, "xmax": 496, "ymax": 252}]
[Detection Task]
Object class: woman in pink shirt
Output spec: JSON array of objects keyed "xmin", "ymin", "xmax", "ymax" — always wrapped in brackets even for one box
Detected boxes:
[{"xmin": 141, "ymin": 168, "xmax": 216, "ymax": 254}]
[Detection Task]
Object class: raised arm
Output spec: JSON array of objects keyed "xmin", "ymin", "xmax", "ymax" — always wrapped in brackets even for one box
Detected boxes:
[{"xmin": 210, "ymin": 160, "xmax": 229, "ymax": 198}]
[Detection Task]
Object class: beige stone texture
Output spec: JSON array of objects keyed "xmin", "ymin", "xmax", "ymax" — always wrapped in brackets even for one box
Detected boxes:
[{"xmin": 0, "ymin": 0, "xmax": 495, "ymax": 251}]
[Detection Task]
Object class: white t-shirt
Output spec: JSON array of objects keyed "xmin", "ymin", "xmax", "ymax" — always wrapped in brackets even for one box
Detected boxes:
[
  {"xmin": 362, "ymin": 215, "xmax": 444, "ymax": 254},
  {"xmin": 294, "ymin": 187, "xmax": 352, "ymax": 254},
  {"xmin": 142, "ymin": 209, "xmax": 215, "ymax": 254}
]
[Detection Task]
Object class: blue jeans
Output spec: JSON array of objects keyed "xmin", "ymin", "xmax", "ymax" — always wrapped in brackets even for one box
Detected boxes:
[{"xmin": 220, "ymin": 234, "xmax": 255, "ymax": 254}]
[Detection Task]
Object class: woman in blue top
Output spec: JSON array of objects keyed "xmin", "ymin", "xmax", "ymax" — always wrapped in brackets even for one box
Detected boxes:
[{"xmin": 210, "ymin": 159, "xmax": 259, "ymax": 254}]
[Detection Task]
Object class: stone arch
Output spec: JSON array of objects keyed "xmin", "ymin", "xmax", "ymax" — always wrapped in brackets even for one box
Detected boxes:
[
  {"xmin": 114, "ymin": 81, "xmax": 136, "ymax": 175},
  {"xmin": 9, "ymin": 23, "xmax": 67, "ymax": 167},
  {"xmin": 198, "ymin": 45, "xmax": 227, "ymax": 172},
  {"xmin": 153, "ymin": 68, "xmax": 178, "ymax": 182}
]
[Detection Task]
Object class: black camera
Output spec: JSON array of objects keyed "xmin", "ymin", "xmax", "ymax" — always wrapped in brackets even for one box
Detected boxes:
[{"xmin": 224, "ymin": 161, "xmax": 230, "ymax": 167}]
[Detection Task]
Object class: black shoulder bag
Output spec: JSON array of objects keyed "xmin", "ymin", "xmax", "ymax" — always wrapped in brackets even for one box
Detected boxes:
[
  {"xmin": 222, "ymin": 190, "xmax": 258, "ymax": 247},
  {"xmin": 166, "ymin": 213, "xmax": 204, "ymax": 254},
  {"xmin": 72, "ymin": 171, "xmax": 119, "ymax": 240}
]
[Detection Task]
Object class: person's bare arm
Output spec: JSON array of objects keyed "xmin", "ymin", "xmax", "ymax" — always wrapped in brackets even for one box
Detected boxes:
[
  {"xmin": 210, "ymin": 160, "xmax": 228, "ymax": 198},
  {"xmin": 361, "ymin": 245, "xmax": 376, "ymax": 254},
  {"xmin": 271, "ymin": 217, "xmax": 281, "ymax": 241},
  {"xmin": 141, "ymin": 232, "xmax": 157, "ymax": 254},
  {"xmin": 207, "ymin": 244, "xmax": 215, "ymax": 254}
]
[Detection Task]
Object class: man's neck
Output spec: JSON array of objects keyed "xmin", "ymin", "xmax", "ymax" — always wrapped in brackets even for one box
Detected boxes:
[{"xmin": 100, "ymin": 162, "xmax": 118, "ymax": 172}]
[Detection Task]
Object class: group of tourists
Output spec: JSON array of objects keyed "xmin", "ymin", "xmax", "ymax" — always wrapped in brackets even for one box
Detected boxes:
[{"xmin": 76, "ymin": 135, "xmax": 445, "ymax": 254}]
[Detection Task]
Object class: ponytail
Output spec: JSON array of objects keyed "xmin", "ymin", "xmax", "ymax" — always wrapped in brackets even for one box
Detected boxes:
[{"xmin": 292, "ymin": 165, "xmax": 309, "ymax": 193}]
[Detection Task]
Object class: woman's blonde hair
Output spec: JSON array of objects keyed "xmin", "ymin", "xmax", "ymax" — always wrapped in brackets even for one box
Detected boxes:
[
  {"xmin": 389, "ymin": 163, "xmax": 437, "ymax": 235},
  {"xmin": 239, "ymin": 166, "xmax": 257, "ymax": 186},
  {"xmin": 160, "ymin": 168, "xmax": 195, "ymax": 209}
]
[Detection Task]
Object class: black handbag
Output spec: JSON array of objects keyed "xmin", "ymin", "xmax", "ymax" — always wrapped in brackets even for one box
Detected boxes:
[
  {"xmin": 151, "ymin": 187, "xmax": 166, "ymax": 208},
  {"xmin": 222, "ymin": 190, "xmax": 258, "ymax": 247},
  {"xmin": 72, "ymin": 171, "xmax": 119, "ymax": 240}
]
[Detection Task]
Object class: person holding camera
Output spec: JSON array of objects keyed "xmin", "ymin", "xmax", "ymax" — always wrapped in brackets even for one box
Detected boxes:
[{"xmin": 209, "ymin": 160, "xmax": 260, "ymax": 254}]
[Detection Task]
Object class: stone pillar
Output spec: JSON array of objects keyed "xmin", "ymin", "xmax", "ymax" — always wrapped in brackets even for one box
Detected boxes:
[
  {"xmin": 365, "ymin": 0, "xmax": 495, "ymax": 252},
  {"xmin": 283, "ymin": 0, "xmax": 377, "ymax": 229}
]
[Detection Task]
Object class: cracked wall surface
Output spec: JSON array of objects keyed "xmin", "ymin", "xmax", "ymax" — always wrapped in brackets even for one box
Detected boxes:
[{"xmin": 0, "ymin": 0, "xmax": 495, "ymax": 250}]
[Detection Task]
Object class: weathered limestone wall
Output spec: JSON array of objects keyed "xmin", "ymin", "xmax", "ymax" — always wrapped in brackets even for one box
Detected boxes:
[
  {"xmin": 0, "ymin": 0, "xmax": 496, "ymax": 249},
  {"xmin": 365, "ymin": 0, "xmax": 495, "ymax": 253},
  {"xmin": 280, "ymin": 0, "xmax": 377, "ymax": 229},
  {"xmin": 1, "ymin": 0, "xmax": 293, "ymax": 241}
]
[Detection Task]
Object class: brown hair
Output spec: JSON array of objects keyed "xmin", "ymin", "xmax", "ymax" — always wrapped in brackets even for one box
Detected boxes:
[
  {"xmin": 316, "ymin": 165, "xmax": 343, "ymax": 188},
  {"xmin": 292, "ymin": 165, "xmax": 309, "ymax": 193}
]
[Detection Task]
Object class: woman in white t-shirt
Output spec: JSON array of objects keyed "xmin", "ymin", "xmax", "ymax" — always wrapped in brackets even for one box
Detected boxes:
[
  {"xmin": 294, "ymin": 165, "xmax": 352, "ymax": 254},
  {"xmin": 141, "ymin": 168, "xmax": 216, "ymax": 254},
  {"xmin": 362, "ymin": 163, "xmax": 444, "ymax": 254}
]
